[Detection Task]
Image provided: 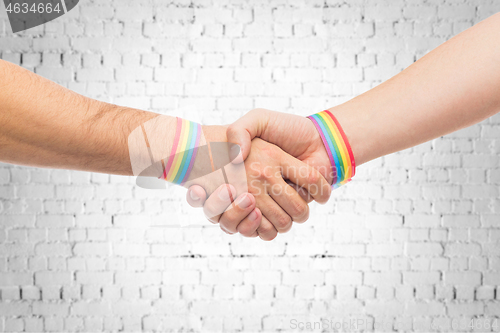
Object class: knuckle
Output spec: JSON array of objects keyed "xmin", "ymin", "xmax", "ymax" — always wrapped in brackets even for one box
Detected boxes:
[
  {"xmin": 307, "ymin": 168, "xmax": 319, "ymax": 186},
  {"xmin": 274, "ymin": 213, "xmax": 292, "ymax": 230},
  {"xmin": 257, "ymin": 142, "xmax": 281, "ymax": 161},
  {"xmin": 252, "ymin": 164, "xmax": 273, "ymax": 182},
  {"xmin": 238, "ymin": 223, "xmax": 256, "ymax": 237},
  {"xmin": 291, "ymin": 200, "xmax": 309, "ymax": 222},
  {"xmin": 267, "ymin": 146, "xmax": 282, "ymax": 161},
  {"xmin": 261, "ymin": 230, "xmax": 278, "ymax": 241},
  {"xmin": 257, "ymin": 223, "xmax": 274, "ymax": 237}
]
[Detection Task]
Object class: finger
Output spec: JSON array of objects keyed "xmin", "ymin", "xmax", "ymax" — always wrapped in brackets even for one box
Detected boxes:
[
  {"xmin": 280, "ymin": 155, "xmax": 332, "ymax": 204},
  {"xmin": 257, "ymin": 194, "xmax": 293, "ymax": 234},
  {"xmin": 186, "ymin": 185, "xmax": 207, "ymax": 208},
  {"xmin": 203, "ymin": 184, "xmax": 236, "ymax": 224},
  {"xmin": 286, "ymin": 180, "xmax": 313, "ymax": 203},
  {"xmin": 235, "ymin": 208, "xmax": 262, "ymax": 238},
  {"xmin": 268, "ymin": 178, "xmax": 309, "ymax": 223},
  {"xmin": 256, "ymin": 214, "xmax": 279, "ymax": 241},
  {"xmin": 226, "ymin": 108, "xmax": 271, "ymax": 163},
  {"xmin": 219, "ymin": 192, "xmax": 257, "ymax": 234}
]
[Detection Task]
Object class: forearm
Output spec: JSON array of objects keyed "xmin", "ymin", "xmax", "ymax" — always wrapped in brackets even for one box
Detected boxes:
[
  {"xmin": 331, "ymin": 13, "xmax": 500, "ymax": 166},
  {"xmin": 0, "ymin": 60, "xmax": 174, "ymax": 175}
]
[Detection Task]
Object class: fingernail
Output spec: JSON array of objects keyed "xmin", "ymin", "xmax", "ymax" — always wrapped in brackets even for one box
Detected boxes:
[
  {"xmin": 236, "ymin": 194, "xmax": 252, "ymax": 209},
  {"xmin": 248, "ymin": 210, "xmax": 258, "ymax": 221},
  {"xmin": 218, "ymin": 187, "xmax": 231, "ymax": 201},
  {"xmin": 189, "ymin": 190, "xmax": 199, "ymax": 201}
]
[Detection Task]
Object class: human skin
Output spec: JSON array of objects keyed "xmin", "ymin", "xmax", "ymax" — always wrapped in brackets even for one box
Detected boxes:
[
  {"xmin": 0, "ymin": 60, "xmax": 331, "ymax": 240},
  {"xmin": 189, "ymin": 12, "xmax": 500, "ymax": 234}
]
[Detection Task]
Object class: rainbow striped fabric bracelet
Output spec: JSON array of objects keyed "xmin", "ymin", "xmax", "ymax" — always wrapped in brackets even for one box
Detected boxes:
[
  {"xmin": 307, "ymin": 110, "xmax": 356, "ymax": 189},
  {"xmin": 161, "ymin": 117, "xmax": 202, "ymax": 185}
]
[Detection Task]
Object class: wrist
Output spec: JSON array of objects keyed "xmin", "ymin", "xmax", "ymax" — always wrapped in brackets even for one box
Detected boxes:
[
  {"xmin": 327, "ymin": 105, "xmax": 369, "ymax": 167},
  {"xmin": 307, "ymin": 110, "xmax": 356, "ymax": 187},
  {"xmin": 304, "ymin": 120, "xmax": 335, "ymax": 184}
]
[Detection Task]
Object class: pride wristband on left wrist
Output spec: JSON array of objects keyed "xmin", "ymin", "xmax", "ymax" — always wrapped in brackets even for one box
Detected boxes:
[
  {"xmin": 307, "ymin": 110, "xmax": 356, "ymax": 189},
  {"xmin": 161, "ymin": 117, "xmax": 202, "ymax": 185}
]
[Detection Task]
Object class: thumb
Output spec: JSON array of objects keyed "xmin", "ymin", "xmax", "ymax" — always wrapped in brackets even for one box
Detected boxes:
[
  {"xmin": 186, "ymin": 185, "xmax": 207, "ymax": 208},
  {"xmin": 226, "ymin": 109, "xmax": 270, "ymax": 162}
]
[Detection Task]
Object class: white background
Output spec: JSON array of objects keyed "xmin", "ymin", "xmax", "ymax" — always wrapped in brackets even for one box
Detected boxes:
[{"xmin": 1, "ymin": 0, "xmax": 500, "ymax": 331}]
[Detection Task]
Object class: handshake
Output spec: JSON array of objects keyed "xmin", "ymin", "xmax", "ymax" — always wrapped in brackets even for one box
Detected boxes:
[{"xmin": 133, "ymin": 108, "xmax": 357, "ymax": 241}]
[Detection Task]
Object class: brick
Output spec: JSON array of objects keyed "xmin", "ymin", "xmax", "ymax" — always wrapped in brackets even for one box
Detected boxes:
[
  {"xmin": 0, "ymin": 302, "xmax": 30, "ymax": 316},
  {"xmin": 116, "ymin": 272, "xmax": 161, "ymax": 286},
  {"xmin": 243, "ymin": 271, "xmax": 280, "ymax": 285},
  {"xmin": 438, "ymin": 5, "xmax": 475, "ymax": 20},
  {"xmin": 365, "ymin": 300, "xmax": 404, "ymax": 316},
  {"xmin": 326, "ymin": 244, "xmax": 365, "ymax": 256},
  {"xmin": 444, "ymin": 243, "xmax": 481, "ymax": 257},
  {"xmin": 407, "ymin": 301, "xmax": 445, "ymax": 315},
  {"xmin": 71, "ymin": 301, "xmax": 112, "ymax": 316},
  {"xmin": 0, "ymin": 38, "xmax": 30, "ymax": 52},
  {"xmin": 367, "ymin": 243, "xmax": 403, "ymax": 256},
  {"xmin": 483, "ymin": 273, "xmax": 500, "ymax": 285},
  {"xmin": 463, "ymin": 185, "xmax": 498, "ymax": 199},
  {"xmin": 21, "ymin": 286, "xmax": 40, "ymax": 300},
  {"xmin": 39, "ymin": 67, "xmax": 72, "ymax": 84},
  {"xmin": 113, "ymin": 300, "xmax": 152, "ymax": 316},
  {"xmin": 32, "ymin": 301, "xmax": 69, "ymax": 316},
  {"xmin": 447, "ymin": 302, "xmax": 484, "ymax": 316},
  {"xmin": 74, "ymin": 242, "xmax": 111, "ymax": 256},
  {"xmin": 476, "ymin": 286, "xmax": 495, "ymax": 300},
  {"xmin": 115, "ymin": 6, "xmax": 152, "ymax": 21},
  {"xmin": 35, "ymin": 271, "xmax": 72, "ymax": 286},
  {"xmin": 72, "ymin": 37, "xmax": 113, "ymax": 52},
  {"xmin": 364, "ymin": 272, "xmax": 401, "ymax": 286},
  {"xmin": 1, "ymin": 286, "xmax": 20, "ymax": 300},
  {"xmin": 444, "ymin": 272, "xmax": 481, "ymax": 286},
  {"xmin": 324, "ymin": 8, "xmax": 362, "ymax": 21},
  {"xmin": 77, "ymin": 68, "xmax": 114, "ymax": 82},
  {"xmin": 443, "ymin": 215, "xmax": 480, "ymax": 228},
  {"xmin": 35, "ymin": 243, "xmax": 71, "ymax": 257},
  {"xmin": 405, "ymin": 214, "xmax": 440, "ymax": 228},
  {"xmin": 76, "ymin": 272, "xmax": 113, "ymax": 285},
  {"xmin": 113, "ymin": 215, "xmax": 152, "ymax": 228},
  {"xmin": 404, "ymin": 272, "xmax": 440, "ymax": 285},
  {"xmin": 36, "ymin": 215, "xmax": 74, "ymax": 228},
  {"xmin": 16, "ymin": 184, "xmax": 54, "ymax": 198},
  {"xmin": 75, "ymin": 215, "xmax": 112, "ymax": 228},
  {"xmin": 325, "ymin": 271, "xmax": 362, "ymax": 285},
  {"xmin": 486, "ymin": 302, "xmax": 500, "ymax": 316},
  {"xmin": 33, "ymin": 37, "xmax": 69, "ymax": 51},
  {"xmin": 406, "ymin": 242, "xmax": 443, "ymax": 256}
]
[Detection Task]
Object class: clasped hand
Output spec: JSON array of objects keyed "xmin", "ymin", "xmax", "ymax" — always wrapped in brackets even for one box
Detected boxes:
[{"xmin": 186, "ymin": 109, "xmax": 334, "ymax": 241}]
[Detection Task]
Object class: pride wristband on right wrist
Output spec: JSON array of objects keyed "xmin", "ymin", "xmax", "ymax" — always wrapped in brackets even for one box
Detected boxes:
[{"xmin": 307, "ymin": 110, "xmax": 356, "ymax": 189}]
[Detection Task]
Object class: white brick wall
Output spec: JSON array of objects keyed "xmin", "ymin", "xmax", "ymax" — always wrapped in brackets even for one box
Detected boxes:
[{"xmin": 1, "ymin": 0, "xmax": 500, "ymax": 332}]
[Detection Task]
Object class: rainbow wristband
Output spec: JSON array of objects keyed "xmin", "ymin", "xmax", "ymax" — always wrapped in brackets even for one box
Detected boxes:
[
  {"xmin": 307, "ymin": 110, "xmax": 356, "ymax": 189},
  {"xmin": 161, "ymin": 117, "xmax": 202, "ymax": 185}
]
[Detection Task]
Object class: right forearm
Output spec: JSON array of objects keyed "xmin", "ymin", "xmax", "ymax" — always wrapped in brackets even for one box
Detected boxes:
[{"xmin": 331, "ymin": 12, "xmax": 500, "ymax": 166}]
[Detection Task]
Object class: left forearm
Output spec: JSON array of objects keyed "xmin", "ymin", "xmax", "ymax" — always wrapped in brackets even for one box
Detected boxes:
[{"xmin": 0, "ymin": 60, "xmax": 169, "ymax": 175}]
